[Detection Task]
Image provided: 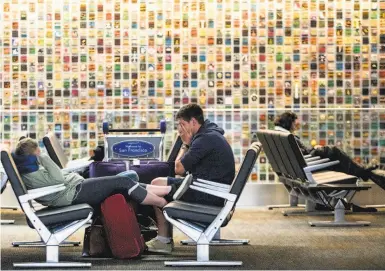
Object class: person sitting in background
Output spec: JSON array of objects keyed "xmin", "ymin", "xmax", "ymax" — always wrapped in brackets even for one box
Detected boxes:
[
  {"xmin": 274, "ymin": 111, "xmax": 385, "ymax": 212},
  {"xmin": 145, "ymin": 103, "xmax": 236, "ymax": 253},
  {"xmin": 12, "ymin": 138, "xmax": 183, "ymax": 210}
]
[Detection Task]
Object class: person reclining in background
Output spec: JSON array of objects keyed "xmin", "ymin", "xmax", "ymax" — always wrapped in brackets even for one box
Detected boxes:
[
  {"xmin": 12, "ymin": 137, "xmax": 183, "ymax": 210},
  {"xmin": 146, "ymin": 103, "xmax": 236, "ymax": 253},
  {"xmin": 274, "ymin": 111, "xmax": 385, "ymax": 212}
]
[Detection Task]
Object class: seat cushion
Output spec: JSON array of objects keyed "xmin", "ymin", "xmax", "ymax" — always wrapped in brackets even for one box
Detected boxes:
[
  {"xmin": 313, "ymin": 170, "xmax": 358, "ymax": 184},
  {"xmin": 163, "ymin": 201, "xmax": 223, "ymax": 224},
  {"xmin": 27, "ymin": 203, "xmax": 93, "ymax": 228}
]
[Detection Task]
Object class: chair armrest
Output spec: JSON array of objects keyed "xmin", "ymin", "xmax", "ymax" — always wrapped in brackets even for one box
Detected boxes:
[
  {"xmin": 306, "ymin": 183, "xmax": 371, "ymax": 192},
  {"xmin": 196, "ymin": 178, "xmax": 231, "ymax": 190},
  {"xmin": 192, "ymin": 181, "xmax": 230, "ymax": 193},
  {"xmin": 304, "ymin": 160, "xmax": 340, "ymax": 173},
  {"xmin": 306, "ymin": 158, "xmax": 330, "ymax": 166},
  {"xmin": 189, "ymin": 185, "xmax": 237, "ymax": 202},
  {"xmin": 63, "ymin": 160, "xmax": 93, "ymax": 173},
  {"xmin": 20, "ymin": 184, "xmax": 66, "ymax": 203},
  {"xmin": 305, "ymin": 156, "xmax": 321, "ymax": 162}
]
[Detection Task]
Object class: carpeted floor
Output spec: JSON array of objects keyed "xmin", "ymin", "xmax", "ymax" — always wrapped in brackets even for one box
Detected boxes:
[{"xmin": 1, "ymin": 207, "xmax": 385, "ymax": 270}]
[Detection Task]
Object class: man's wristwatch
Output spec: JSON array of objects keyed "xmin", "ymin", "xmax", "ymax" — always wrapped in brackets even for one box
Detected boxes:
[{"xmin": 182, "ymin": 144, "xmax": 190, "ymax": 149}]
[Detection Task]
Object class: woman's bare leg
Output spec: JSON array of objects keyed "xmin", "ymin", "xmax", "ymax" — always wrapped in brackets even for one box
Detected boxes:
[
  {"xmin": 151, "ymin": 177, "xmax": 168, "ymax": 186},
  {"xmin": 150, "ymin": 177, "xmax": 173, "ymax": 237},
  {"xmin": 140, "ymin": 192, "xmax": 168, "ymax": 208},
  {"xmin": 146, "ymin": 184, "xmax": 172, "ymax": 196}
]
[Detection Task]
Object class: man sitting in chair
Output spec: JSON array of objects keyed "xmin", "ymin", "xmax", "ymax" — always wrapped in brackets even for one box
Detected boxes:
[
  {"xmin": 146, "ymin": 103, "xmax": 235, "ymax": 253},
  {"xmin": 274, "ymin": 111, "xmax": 385, "ymax": 211}
]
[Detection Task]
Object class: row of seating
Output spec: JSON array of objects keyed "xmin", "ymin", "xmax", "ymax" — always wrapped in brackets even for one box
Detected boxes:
[
  {"xmin": 256, "ymin": 130, "xmax": 372, "ymax": 227},
  {"xmin": 3, "ymin": 130, "xmax": 377, "ymax": 268},
  {"xmin": 0, "ymin": 138, "xmax": 262, "ymax": 268}
]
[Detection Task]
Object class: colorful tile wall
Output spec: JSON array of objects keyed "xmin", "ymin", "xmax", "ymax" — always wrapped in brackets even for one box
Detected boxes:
[{"xmin": 1, "ymin": 0, "xmax": 384, "ymax": 181}]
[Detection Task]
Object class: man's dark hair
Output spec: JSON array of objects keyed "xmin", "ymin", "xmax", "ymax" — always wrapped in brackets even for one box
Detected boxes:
[
  {"xmin": 274, "ymin": 111, "xmax": 298, "ymax": 131},
  {"xmin": 176, "ymin": 103, "xmax": 204, "ymax": 125}
]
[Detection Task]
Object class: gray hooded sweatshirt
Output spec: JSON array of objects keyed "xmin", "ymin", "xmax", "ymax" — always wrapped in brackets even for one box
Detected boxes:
[{"xmin": 21, "ymin": 154, "xmax": 83, "ymax": 207}]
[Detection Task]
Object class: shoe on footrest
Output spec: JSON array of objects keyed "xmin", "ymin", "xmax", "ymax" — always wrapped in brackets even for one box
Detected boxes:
[
  {"xmin": 365, "ymin": 164, "xmax": 379, "ymax": 171},
  {"xmin": 173, "ymin": 174, "xmax": 193, "ymax": 201},
  {"xmin": 370, "ymin": 170, "xmax": 385, "ymax": 190}
]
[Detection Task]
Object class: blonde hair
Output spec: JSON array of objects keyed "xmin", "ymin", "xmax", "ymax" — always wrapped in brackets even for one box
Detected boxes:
[{"xmin": 15, "ymin": 138, "xmax": 38, "ymax": 156}]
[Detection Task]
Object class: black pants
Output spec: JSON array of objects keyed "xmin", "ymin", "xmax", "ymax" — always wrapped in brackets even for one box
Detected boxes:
[
  {"xmin": 72, "ymin": 175, "xmax": 148, "ymax": 206},
  {"xmin": 311, "ymin": 146, "xmax": 371, "ymax": 181}
]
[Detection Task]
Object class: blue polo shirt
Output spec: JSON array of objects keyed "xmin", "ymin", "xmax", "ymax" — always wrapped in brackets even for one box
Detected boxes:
[{"xmin": 179, "ymin": 120, "xmax": 235, "ymax": 206}]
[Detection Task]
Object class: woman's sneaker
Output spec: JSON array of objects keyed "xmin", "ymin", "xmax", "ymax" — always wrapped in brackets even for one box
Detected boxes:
[
  {"xmin": 145, "ymin": 238, "xmax": 173, "ymax": 254},
  {"xmin": 173, "ymin": 174, "xmax": 193, "ymax": 201}
]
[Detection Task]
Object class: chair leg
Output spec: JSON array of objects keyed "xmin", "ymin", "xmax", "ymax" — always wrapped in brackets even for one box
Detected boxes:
[
  {"xmin": 268, "ymin": 204, "xmax": 306, "ymax": 210},
  {"xmin": 268, "ymin": 192, "xmax": 305, "ymax": 210},
  {"xmin": 165, "ymin": 244, "xmax": 242, "ymax": 267},
  {"xmin": 13, "ymin": 241, "xmax": 90, "ymax": 268},
  {"xmin": 363, "ymin": 204, "xmax": 385, "ymax": 208},
  {"xmin": 180, "ymin": 229, "xmax": 249, "ymax": 246},
  {"xmin": 363, "ymin": 204, "xmax": 385, "ymax": 213},
  {"xmin": 282, "ymin": 200, "xmax": 332, "ymax": 216},
  {"xmin": 12, "ymin": 240, "xmax": 80, "ymax": 247},
  {"xmin": 47, "ymin": 245, "xmax": 59, "ymax": 262},
  {"xmin": 197, "ymin": 244, "xmax": 209, "ymax": 262},
  {"xmin": 309, "ymin": 199, "xmax": 371, "ymax": 227},
  {"xmin": 1, "ymin": 206, "xmax": 18, "ymax": 211},
  {"xmin": 1, "ymin": 206, "xmax": 18, "ymax": 224},
  {"xmin": 180, "ymin": 239, "xmax": 249, "ymax": 246},
  {"xmin": 14, "ymin": 262, "xmax": 91, "ymax": 268},
  {"xmin": 1, "ymin": 219, "xmax": 15, "ymax": 224}
]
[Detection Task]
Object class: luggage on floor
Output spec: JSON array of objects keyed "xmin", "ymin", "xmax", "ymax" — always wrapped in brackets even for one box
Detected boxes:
[
  {"xmin": 89, "ymin": 160, "xmax": 174, "ymax": 183},
  {"xmin": 101, "ymin": 194, "xmax": 146, "ymax": 259},
  {"xmin": 82, "ymin": 217, "xmax": 111, "ymax": 258}
]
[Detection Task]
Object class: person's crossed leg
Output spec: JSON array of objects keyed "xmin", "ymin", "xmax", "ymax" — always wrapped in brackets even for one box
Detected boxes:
[{"xmin": 145, "ymin": 176, "xmax": 193, "ymax": 253}]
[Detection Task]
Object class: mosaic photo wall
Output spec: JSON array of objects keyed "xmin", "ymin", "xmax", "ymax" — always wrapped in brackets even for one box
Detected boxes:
[{"xmin": 1, "ymin": 0, "xmax": 385, "ymax": 181}]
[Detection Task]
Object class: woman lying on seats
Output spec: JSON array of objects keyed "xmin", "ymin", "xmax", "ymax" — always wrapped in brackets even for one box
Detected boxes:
[{"xmin": 12, "ymin": 137, "xmax": 182, "ymax": 208}]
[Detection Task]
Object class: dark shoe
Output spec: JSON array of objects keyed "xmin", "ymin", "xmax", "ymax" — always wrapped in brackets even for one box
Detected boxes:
[
  {"xmin": 370, "ymin": 170, "xmax": 385, "ymax": 190},
  {"xmin": 351, "ymin": 203, "xmax": 377, "ymax": 213},
  {"xmin": 365, "ymin": 164, "xmax": 379, "ymax": 171},
  {"xmin": 365, "ymin": 158, "xmax": 380, "ymax": 171},
  {"xmin": 164, "ymin": 184, "xmax": 178, "ymax": 202},
  {"xmin": 173, "ymin": 174, "xmax": 193, "ymax": 201}
]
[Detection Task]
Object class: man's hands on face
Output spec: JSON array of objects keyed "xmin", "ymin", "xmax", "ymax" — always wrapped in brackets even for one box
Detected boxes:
[{"xmin": 178, "ymin": 121, "xmax": 193, "ymax": 146}]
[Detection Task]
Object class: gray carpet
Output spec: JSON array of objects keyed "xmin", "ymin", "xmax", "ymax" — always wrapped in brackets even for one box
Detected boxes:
[{"xmin": 2, "ymin": 208, "xmax": 385, "ymax": 270}]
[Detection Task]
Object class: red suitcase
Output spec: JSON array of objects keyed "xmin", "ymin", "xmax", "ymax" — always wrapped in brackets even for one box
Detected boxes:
[{"xmin": 101, "ymin": 194, "xmax": 146, "ymax": 259}]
